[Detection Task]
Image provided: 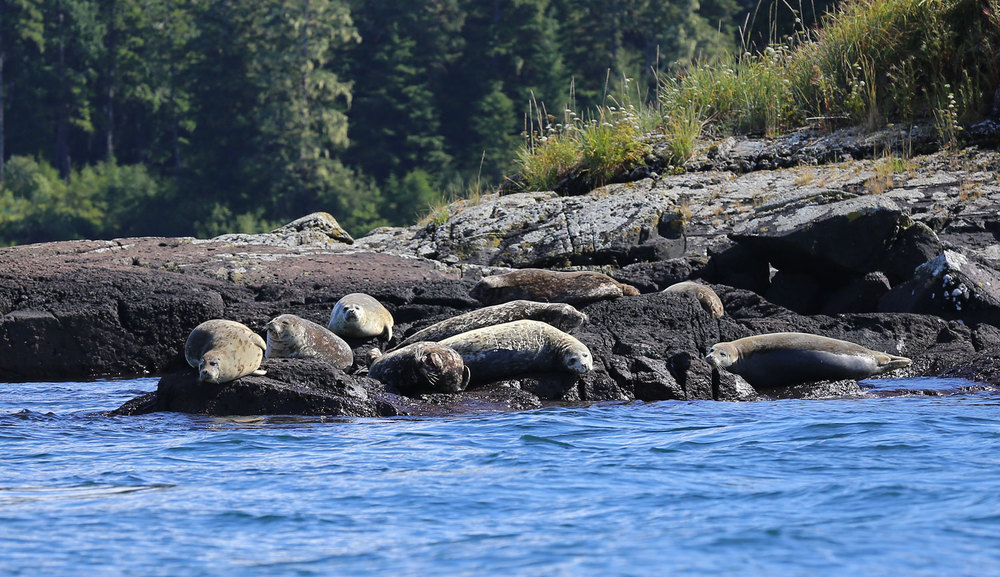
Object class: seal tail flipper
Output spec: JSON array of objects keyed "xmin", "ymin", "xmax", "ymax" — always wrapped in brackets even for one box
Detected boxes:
[
  {"xmin": 461, "ymin": 366, "xmax": 471, "ymax": 390},
  {"xmin": 251, "ymin": 369, "xmax": 267, "ymax": 376},
  {"xmin": 877, "ymin": 353, "xmax": 912, "ymax": 372},
  {"xmin": 251, "ymin": 333, "xmax": 267, "ymax": 351}
]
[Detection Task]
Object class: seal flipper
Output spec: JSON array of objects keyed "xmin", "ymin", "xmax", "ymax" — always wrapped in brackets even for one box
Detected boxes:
[
  {"xmin": 461, "ymin": 366, "xmax": 471, "ymax": 390},
  {"xmin": 252, "ymin": 369, "xmax": 267, "ymax": 376},
  {"xmin": 875, "ymin": 352, "xmax": 911, "ymax": 372}
]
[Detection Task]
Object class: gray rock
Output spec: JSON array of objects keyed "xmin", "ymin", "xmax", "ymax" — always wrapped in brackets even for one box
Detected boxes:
[
  {"xmin": 880, "ymin": 250, "xmax": 1000, "ymax": 324},
  {"xmin": 731, "ymin": 195, "xmax": 940, "ymax": 284}
]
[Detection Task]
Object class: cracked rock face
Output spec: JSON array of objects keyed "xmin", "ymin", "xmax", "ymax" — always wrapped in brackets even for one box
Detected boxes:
[{"xmin": 360, "ymin": 185, "xmax": 686, "ymax": 268}]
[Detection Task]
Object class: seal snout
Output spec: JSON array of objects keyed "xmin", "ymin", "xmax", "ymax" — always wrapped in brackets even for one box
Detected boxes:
[{"xmin": 199, "ymin": 359, "xmax": 221, "ymax": 383}]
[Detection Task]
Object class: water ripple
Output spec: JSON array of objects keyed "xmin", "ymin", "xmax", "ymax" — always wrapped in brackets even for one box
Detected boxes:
[{"xmin": 1, "ymin": 378, "xmax": 1000, "ymax": 576}]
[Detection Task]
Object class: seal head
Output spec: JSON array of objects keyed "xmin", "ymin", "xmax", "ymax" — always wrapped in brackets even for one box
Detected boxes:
[
  {"xmin": 185, "ymin": 319, "xmax": 267, "ymax": 384},
  {"xmin": 369, "ymin": 341, "xmax": 471, "ymax": 395},
  {"xmin": 328, "ymin": 293, "xmax": 394, "ymax": 341}
]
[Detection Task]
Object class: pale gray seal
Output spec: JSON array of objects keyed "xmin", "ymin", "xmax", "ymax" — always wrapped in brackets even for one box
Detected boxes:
[
  {"xmin": 395, "ymin": 300, "xmax": 588, "ymax": 349},
  {"xmin": 369, "ymin": 341, "xmax": 471, "ymax": 395},
  {"xmin": 440, "ymin": 319, "xmax": 593, "ymax": 384},
  {"xmin": 662, "ymin": 281, "xmax": 724, "ymax": 317},
  {"xmin": 705, "ymin": 332, "xmax": 911, "ymax": 388},
  {"xmin": 328, "ymin": 293, "xmax": 394, "ymax": 341},
  {"xmin": 471, "ymin": 268, "xmax": 639, "ymax": 306},
  {"xmin": 185, "ymin": 319, "xmax": 267, "ymax": 384},
  {"xmin": 264, "ymin": 314, "xmax": 353, "ymax": 370}
]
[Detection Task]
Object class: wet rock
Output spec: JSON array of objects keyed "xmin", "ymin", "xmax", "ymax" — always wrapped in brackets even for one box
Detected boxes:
[{"xmin": 110, "ymin": 359, "xmax": 396, "ymax": 418}]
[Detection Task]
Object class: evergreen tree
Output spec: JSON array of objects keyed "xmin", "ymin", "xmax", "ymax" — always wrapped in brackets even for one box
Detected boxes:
[
  {"xmin": 345, "ymin": 0, "xmax": 461, "ymax": 185},
  {"xmin": 0, "ymin": 0, "xmax": 44, "ymax": 180},
  {"xmin": 43, "ymin": 0, "xmax": 105, "ymax": 179},
  {"xmin": 236, "ymin": 0, "xmax": 360, "ymax": 222}
]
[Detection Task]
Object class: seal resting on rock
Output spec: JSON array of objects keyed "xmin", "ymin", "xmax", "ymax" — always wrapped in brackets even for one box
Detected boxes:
[
  {"xmin": 662, "ymin": 281, "xmax": 724, "ymax": 317},
  {"xmin": 328, "ymin": 293, "xmax": 394, "ymax": 341},
  {"xmin": 440, "ymin": 319, "xmax": 593, "ymax": 384},
  {"xmin": 395, "ymin": 300, "xmax": 588, "ymax": 349},
  {"xmin": 369, "ymin": 341, "xmax": 471, "ymax": 395},
  {"xmin": 705, "ymin": 332, "xmax": 912, "ymax": 388},
  {"xmin": 471, "ymin": 268, "xmax": 639, "ymax": 306},
  {"xmin": 185, "ymin": 319, "xmax": 267, "ymax": 384},
  {"xmin": 264, "ymin": 314, "xmax": 353, "ymax": 370}
]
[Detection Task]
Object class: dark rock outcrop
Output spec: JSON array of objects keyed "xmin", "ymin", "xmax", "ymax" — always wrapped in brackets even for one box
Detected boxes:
[{"xmin": 5, "ymin": 128, "xmax": 1000, "ymax": 417}]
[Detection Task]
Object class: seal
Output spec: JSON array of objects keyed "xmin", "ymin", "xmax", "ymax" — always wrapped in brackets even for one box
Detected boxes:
[
  {"xmin": 705, "ymin": 332, "xmax": 911, "ymax": 388},
  {"xmin": 369, "ymin": 341, "xmax": 471, "ymax": 395},
  {"xmin": 662, "ymin": 281, "xmax": 724, "ymax": 317},
  {"xmin": 395, "ymin": 300, "xmax": 588, "ymax": 349},
  {"xmin": 471, "ymin": 268, "xmax": 639, "ymax": 306},
  {"xmin": 264, "ymin": 314, "xmax": 353, "ymax": 370},
  {"xmin": 440, "ymin": 319, "xmax": 593, "ymax": 384},
  {"xmin": 327, "ymin": 293, "xmax": 394, "ymax": 341},
  {"xmin": 185, "ymin": 319, "xmax": 268, "ymax": 384}
]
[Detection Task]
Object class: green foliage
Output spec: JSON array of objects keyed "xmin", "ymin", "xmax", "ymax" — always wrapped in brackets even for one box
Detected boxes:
[
  {"xmin": 10, "ymin": 0, "xmax": 996, "ymax": 245},
  {"xmin": 515, "ymin": 96, "xmax": 649, "ymax": 192},
  {"xmin": 578, "ymin": 106, "xmax": 647, "ymax": 186},
  {"xmin": 516, "ymin": 132, "xmax": 580, "ymax": 192},
  {"xmin": 662, "ymin": 0, "xmax": 1000, "ymax": 137},
  {"xmin": 0, "ymin": 155, "xmax": 172, "ymax": 244}
]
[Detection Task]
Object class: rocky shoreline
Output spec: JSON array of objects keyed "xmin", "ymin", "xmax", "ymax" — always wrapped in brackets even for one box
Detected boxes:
[{"xmin": 2, "ymin": 124, "xmax": 1000, "ymax": 417}]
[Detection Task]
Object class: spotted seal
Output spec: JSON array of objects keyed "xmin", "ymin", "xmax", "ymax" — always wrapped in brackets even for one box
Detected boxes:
[
  {"xmin": 369, "ymin": 341, "xmax": 471, "ymax": 395},
  {"xmin": 328, "ymin": 293, "xmax": 394, "ymax": 341},
  {"xmin": 264, "ymin": 314, "xmax": 353, "ymax": 370},
  {"xmin": 185, "ymin": 319, "xmax": 267, "ymax": 384},
  {"xmin": 662, "ymin": 281, "xmax": 724, "ymax": 317},
  {"xmin": 471, "ymin": 268, "xmax": 639, "ymax": 306},
  {"xmin": 705, "ymin": 332, "xmax": 911, "ymax": 388},
  {"xmin": 395, "ymin": 300, "xmax": 588, "ymax": 349},
  {"xmin": 440, "ymin": 319, "xmax": 593, "ymax": 384}
]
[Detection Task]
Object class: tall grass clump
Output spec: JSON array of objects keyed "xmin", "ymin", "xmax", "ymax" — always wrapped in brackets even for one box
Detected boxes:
[
  {"xmin": 662, "ymin": 0, "xmax": 1000, "ymax": 139},
  {"xmin": 515, "ymin": 84, "xmax": 651, "ymax": 192}
]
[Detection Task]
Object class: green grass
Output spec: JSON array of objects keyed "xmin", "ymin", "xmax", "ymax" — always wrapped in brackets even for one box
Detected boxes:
[
  {"xmin": 664, "ymin": 0, "xmax": 1000, "ymax": 140},
  {"xmin": 505, "ymin": 0, "xmax": 998, "ymax": 201}
]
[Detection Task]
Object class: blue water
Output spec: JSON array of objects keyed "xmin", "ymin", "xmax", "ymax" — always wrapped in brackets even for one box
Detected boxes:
[{"xmin": 2, "ymin": 378, "xmax": 1000, "ymax": 576}]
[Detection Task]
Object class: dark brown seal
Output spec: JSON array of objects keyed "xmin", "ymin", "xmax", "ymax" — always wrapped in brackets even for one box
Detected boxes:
[
  {"xmin": 395, "ymin": 300, "xmax": 588, "ymax": 349},
  {"xmin": 368, "ymin": 341, "xmax": 471, "ymax": 395},
  {"xmin": 440, "ymin": 319, "xmax": 593, "ymax": 384},
  {"xmin": 705, "ymin": 332, "xmax": 911, "ymax": 388},
  {"xmin": 471, "ymin": 268, "xmax": 639, "ymax": 306},
  {"xmin": 184, "ymin": 319, "xmax": 267, "ymax": 384},
  {"xmin": 264, "ymin": 314, "xmax": 353, "ymax": 370}
]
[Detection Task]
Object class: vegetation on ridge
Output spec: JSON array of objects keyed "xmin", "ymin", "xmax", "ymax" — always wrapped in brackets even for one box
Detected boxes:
[{"xmin": 512, "ymin": 0, "xmax": 1000, "ymax": 194}]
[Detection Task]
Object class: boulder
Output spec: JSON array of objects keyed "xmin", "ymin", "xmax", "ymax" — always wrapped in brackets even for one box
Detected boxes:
[
  {"xmin": 730, "ymin": 195, "xmax": 941, "ymax": 285},
  {"xmin": 880, "ymin": 250, "xmax": 1000, "ymax": 325}
]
